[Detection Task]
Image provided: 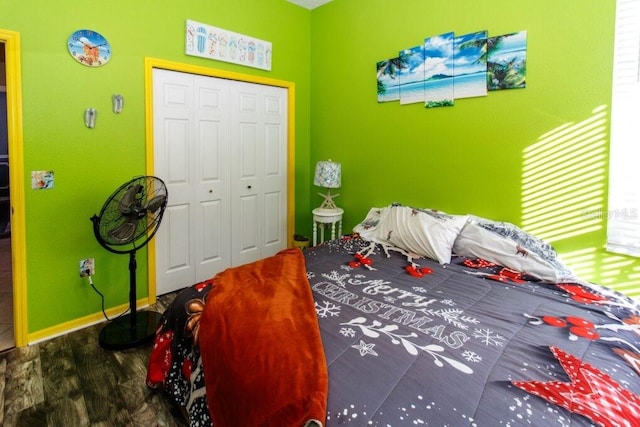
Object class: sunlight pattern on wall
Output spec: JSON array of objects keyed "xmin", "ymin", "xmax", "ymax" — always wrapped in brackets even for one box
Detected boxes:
[
  {"xmin": 521, "ymin": 105, "xmax": 640, "ymax": 299},
  {"xmin": 521, "ymin": 106, "xmax": 608, "ymax": 242}
]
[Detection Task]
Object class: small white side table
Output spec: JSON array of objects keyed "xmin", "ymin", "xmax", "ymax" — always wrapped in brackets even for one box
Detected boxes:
[{"xmin": 312, "ymin": 207, "xmax": 344, "ymax": 246}]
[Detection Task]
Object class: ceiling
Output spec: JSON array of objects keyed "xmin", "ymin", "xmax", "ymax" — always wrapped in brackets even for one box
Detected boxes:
[{"xmin": 286, "ymin": 0, "xmax": 333, "ymax": 9}]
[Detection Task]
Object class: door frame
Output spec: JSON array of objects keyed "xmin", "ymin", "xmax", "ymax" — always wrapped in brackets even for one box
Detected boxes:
[
  {"xmin": 143, "ymin": 57, "xmax": 296, "ymax": 301},
  {"xmin": 0, "ymin": 29, "xmax": 27, "ymax": 347}
]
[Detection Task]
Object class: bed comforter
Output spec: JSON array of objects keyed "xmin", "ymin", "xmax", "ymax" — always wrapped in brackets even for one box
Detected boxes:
[{"xmin": 148, "ymin": 236, "xmax": 640, "ymax": 426}]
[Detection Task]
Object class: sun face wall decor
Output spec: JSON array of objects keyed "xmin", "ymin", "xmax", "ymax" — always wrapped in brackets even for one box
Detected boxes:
[{"xmin": 67, "ymin": 29, "xmax": 112, "ymax": 67}]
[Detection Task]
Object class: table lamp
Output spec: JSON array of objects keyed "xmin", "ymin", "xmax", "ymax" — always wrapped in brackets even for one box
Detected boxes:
[{"xmin": 314, "ymin": 160, "xmax": 341, "ymax": 210}]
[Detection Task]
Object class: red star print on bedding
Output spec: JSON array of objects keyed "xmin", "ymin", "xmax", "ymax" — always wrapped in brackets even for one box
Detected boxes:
[
  {"xmin": 512, "ymin": 346, "xmax": 640, "ymax": 427},
  {"xmin": 613, "ymin": 347, "xmax": 640, "ymax": 376}
]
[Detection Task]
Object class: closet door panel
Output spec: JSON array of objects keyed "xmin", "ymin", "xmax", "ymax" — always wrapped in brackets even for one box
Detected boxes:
[
  {"xmin": 232, "ymin": 117, "xmax": 260, "ymax": 266},
  {"xmin": 165, "ymin": 204, "xmax": 191, "ymax": 273},
  {"xmin": 194, "ymin": 76, "xmax": 231, "ymax": 282},
  {"xmin": 153, "ymin": 69, "xmax": 197, "ymax": 294},
  {"xmin": 260, "ymin": 88, "xmax": 288, "ymax": 256}
]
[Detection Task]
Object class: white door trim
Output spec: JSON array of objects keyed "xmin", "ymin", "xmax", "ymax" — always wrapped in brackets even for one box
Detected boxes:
[{"xmin": 144, "ymin": 57, "xmax": 295, "ymax": 301}]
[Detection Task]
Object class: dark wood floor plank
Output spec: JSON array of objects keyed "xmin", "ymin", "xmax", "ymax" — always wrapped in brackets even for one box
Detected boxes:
[
  {"xmin": 39, "ymin": 334, "xmax": 81, "ymax": 402},
  {"xmin": 3, "ymin": 345, "xmax": 44, "ymax": 419},
  {"xmin": 0, "ymin": 357, "xmax": 6, "ymax": 425},
  {"xmin": 0, "ymin": 293, "xmax": 188, "ymax": 426}
]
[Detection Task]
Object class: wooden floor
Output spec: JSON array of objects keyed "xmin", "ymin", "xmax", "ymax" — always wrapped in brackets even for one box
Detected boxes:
[
  {"xmin": 0, "ymin": 293, "xmax": 189, "ymax": 427},
  {"xmin": 0, "ymin": 236, "xmax": 14, "ymax": 351}
]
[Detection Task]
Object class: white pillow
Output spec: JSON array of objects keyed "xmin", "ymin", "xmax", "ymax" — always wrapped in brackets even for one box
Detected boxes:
[
  {"xmin": 354, "ymin": 204, "xmax": 467, "ymax": 264},
  {"xmin": 453, "ymin": 215, "xmax": 575, "ymax": 282},
  {"xmin": 352, "ymin": 206, "xmax": 387, "ymax": 242}
]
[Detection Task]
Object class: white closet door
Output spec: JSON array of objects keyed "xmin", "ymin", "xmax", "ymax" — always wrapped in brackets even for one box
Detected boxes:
[
  {"xmin": 153, "ymin": 69, "xmax": 232, "ymax": 295},
  {"xmin": 260, "ymin": 85, "xmax": 288, "ymax": 257},
  {"xmin": 153, "ymin": 69, "xmax": 197, "ymax": 295},
  {"xmin": 230, "ymin": 81, "xmax": 288, "ymax": 266},
  {"xmin": 193, "ymin": 75, "xmax": 232, "ymax": 282},
  {"xmin": 153, "ymin": 69, "xmax": 288, "ymax": 295}
]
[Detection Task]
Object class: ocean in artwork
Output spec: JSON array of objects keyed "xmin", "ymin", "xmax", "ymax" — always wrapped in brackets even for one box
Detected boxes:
[
  {"xmin": 399, "ymin": 80, "xmax": 425, "ymax": 104},
  {"xmin": 397, "ymin": 72, "xmax": 486, "ymax": 105},
  {"xmin": 453, "ymin": 72, "xmax": 488, "ymax": 99},
  {"xmin": 453, "ymin": 31, "xmax": 488, "ymax": 99},
  {"xmin": 378, "ymin": 81, "xmax": 400, "ymax": 102}
]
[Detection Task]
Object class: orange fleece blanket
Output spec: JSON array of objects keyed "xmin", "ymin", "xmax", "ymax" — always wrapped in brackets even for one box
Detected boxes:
[{"xmin": 199, "ymin": 249, "xmax": 328, "ymax": 427}]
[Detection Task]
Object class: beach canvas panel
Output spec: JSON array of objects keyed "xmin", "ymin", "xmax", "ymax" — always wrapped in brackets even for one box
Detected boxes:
[
  {"xmin": 453, "ymin": 31, "xmax": 488, "ymax": 99},
  {"xmin": 377, "ymin": 57, "xmax": 402, "ymax": 102},
  {"xmin": 487, "ymin": 30, "xmax": 527, "ymax": 90},
  {"xmin": 398, "ymin": 45, "xmax": 426, "ymax": 105},
  {"xmin": 423, "ymin": 32, "xmax": 455, "ymax": 108}
]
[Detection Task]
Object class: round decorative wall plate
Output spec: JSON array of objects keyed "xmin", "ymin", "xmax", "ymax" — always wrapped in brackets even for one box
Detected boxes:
[{"xmin": 67, "ymin": 29, "xmax": 111, "ymax": 67}]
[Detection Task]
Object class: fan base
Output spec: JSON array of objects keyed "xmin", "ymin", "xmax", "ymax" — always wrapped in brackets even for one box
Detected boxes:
[{"xmin": 98, "ymin": 310, "xmax": 162, "ymax": 350}]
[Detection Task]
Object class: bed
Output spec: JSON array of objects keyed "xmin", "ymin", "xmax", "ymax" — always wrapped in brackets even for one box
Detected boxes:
[{"xmin": 147, "ymin": 203, "xmax": 640, "ymax": 426}]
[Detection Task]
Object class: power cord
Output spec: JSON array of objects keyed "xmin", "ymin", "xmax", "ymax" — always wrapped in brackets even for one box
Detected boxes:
[{"xmin": 86, "ymin": 274, "xmax": 130, "ymax": 322}]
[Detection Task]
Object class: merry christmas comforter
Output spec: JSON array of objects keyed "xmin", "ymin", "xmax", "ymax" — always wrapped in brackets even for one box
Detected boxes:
[{"xmin": 148, "ymin": 235, "xmax": 640, "ymax": 426}]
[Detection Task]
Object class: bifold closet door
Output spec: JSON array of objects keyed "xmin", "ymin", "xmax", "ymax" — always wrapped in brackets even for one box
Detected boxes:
[
  {"xmin": 153, "ymin": 69, "xmax": 232, "ymax": 295},
  {"xmin": 229, "ymin": 80, "xmax": 288, "ymax": 267},
  {"xmin": 153, "ymin": 69, "xmax": 288, "ymax": 296}
]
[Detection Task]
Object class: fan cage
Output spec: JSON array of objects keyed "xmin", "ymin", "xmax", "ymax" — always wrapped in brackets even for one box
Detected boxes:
[{"xmin": 92, "ymin": 176, "xmax": 167, "ymax": 254}]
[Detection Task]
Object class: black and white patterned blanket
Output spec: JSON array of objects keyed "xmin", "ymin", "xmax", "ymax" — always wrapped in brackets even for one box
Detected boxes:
[{"xmin": 149, "ymin": 236, "xmax": 640, "ymax": 426}]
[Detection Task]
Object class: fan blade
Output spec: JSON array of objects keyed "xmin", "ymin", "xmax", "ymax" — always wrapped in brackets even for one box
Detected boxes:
[
  {"xmin": 118, "ymin": 184, "xmax": 143, "ymax": 215},
  {"xmin": 145, "ymin": 195, "xmax": 167, "ymax": 213},
  {"xmin": 108, "ymin": 218, "xmax": 139, "ymax": 243}
]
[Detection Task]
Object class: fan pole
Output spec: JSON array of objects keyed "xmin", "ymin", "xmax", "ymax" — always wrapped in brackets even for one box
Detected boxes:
[{"xmin": 128, "ymin": 250, "xmax": 137, "ymax": 332}]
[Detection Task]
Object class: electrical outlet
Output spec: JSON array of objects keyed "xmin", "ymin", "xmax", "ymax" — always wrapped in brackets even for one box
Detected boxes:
[{"xmin": 80, "ymin": 258, "xmax": 95, "ymax": 278}]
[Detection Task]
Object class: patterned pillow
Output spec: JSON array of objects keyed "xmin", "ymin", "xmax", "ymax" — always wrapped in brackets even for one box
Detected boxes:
[
  {"xmin": 354, "ymin": 204, "xmax": 467, "ymax": 264},
  {"xmin": 352, "ymin": 206, "xmax": 386, "ymax": 241},
  {"xmin": 453, "ymin": 215, "xmax": 575, "ymax": 282}
]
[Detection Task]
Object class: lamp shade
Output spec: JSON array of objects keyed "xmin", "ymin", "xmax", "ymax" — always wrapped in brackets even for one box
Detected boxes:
[{"xmin": 314, "ymin": 160, "xmax": 341, "ymax": 189}]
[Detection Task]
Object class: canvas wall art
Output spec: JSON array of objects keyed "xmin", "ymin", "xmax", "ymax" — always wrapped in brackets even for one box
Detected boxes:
[
  {"xmin": 453, "ymin": 31, "xmax": 488, "ymax": 99},
  {"xmin": 487, "ymin": 31, "xmax": 527, "ymax": 90},
  {"xmin": 377, "ymin": 58, "xmax": 402, "ymax": 102},
  {"xmin": 399, "ymin": 44, "xmax": 426, "ymax": 105},
  {"xmin": 376, "ymin": 29, "xmax": 526, "ymax": 108},
  {"xmin": 185, "ymin": 19, "xmax": 272, "ymax": 71},
  {"xmin": 423, "ymin": 32, "xmax": 454, "ymax": 108}
]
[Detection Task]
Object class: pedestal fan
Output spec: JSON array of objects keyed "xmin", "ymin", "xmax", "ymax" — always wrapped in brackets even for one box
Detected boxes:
[{"xmin": 90, "ymin": 176, "xmax": 168, "ymax": 350}]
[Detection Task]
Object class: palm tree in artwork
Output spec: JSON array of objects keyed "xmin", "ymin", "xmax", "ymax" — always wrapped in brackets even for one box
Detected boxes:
[
  {"xmin": 457, "ymin": 38, "xmax": 488, "ymax": 65},
  {"xmin": 487, "ymin": 34, "xmax": 526, "ymax": 90},
  {"xmin": 377, "ymin": 57, "xmax": 408, "ymax": 94},
  {"xmin": 489, "ymin": 58, "xmax": 527, "ymax": 89}
]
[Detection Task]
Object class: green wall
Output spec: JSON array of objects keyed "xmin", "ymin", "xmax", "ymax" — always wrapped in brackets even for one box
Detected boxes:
[
  {"xmin": 0, "ymin": 0, "xmax": 312, "ymax": 336},
  {"xmin": 1, "ymin": 0, "xmax": 637, "ymax": 341},
  {"xmin": 310, "ymin": 0, "xmax": 640, "ymax": 297}
]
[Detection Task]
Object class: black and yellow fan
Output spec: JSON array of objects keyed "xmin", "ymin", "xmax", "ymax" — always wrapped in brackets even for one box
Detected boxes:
[{"xmin": 90, "ymin": 176, "xmax": 168, "ymax": 350}]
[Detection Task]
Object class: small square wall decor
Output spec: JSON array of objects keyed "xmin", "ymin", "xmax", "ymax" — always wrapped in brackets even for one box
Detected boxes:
[{"xmin": 32, "ymin": 170, "xmax": 54, "ymax": 190}]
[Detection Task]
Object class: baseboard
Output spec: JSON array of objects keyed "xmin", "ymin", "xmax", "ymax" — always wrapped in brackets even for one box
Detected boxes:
[{"xmin": 27, "ymin": 298, "xmax": 151, "ymax": 345}]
